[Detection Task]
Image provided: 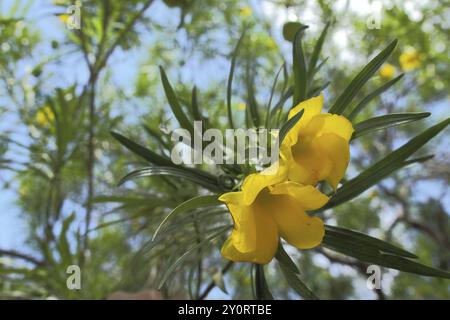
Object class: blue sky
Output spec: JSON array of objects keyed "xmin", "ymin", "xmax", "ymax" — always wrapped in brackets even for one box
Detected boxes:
[{"xmin": 0, "ymin": 0, "xmax": 449, "ymax": 299}]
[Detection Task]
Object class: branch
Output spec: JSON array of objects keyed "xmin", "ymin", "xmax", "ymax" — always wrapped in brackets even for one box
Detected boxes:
[
  {"xmin": 198, "ymin": 261, "xmax": 234, "ymax": 300},
  {"xmin": 0, "ymin": 249, "xmax": 45, "ymax": 267}
]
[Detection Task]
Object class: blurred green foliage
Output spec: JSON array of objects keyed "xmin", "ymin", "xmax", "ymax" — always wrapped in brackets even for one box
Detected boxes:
[{"xmin": 0, "ymin": 0, "xmax": 449, "ymax": 299}]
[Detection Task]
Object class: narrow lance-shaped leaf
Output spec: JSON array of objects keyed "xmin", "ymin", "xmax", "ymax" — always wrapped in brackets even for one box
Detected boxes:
[
  {"xmin": 157, "ymin": 226, "xmax": 231, "ymax": 289},
  {"xmin": 307, "ymin": 21, "xmax": 330, "ymax": 82},
  {"xmin": 275, "ymin": 243, "xmax": 300, "ymax": 274},
  {"xmin": 191, "ymin": 86, "xmax": 203, "ymax": 122},
  {"xmin": 324, "ymin": 225, "xmax": 417, "ymax": 258},
  {"xmin": 159, "ymin": 66, "xmax": 194, "ymax": 135},
  {"xmin": 324, "ymin": 118, "xmax": 450, "ymax": 209},
  {"xmin": 348, "ymin": 73, "xmax": 404, "ymax": 120},
  {"xmin": 245, "ymin": 62, "xmax": 261, "ymax": 127},
  {"xmin": 352, "ymin": 112, "xmax": 431, "ymax": 139},
  {"xmin": 111, "ymin": 131, "xmax": 172, "ymax": 167},
  {"xmin": 329, "ymin": 39, "xmax": 398, "ymax": 115},
  {"xmin": 322, "ymin": 226, "xmax": 450, "ymax": 279},
  {"xmin": 292, "ymin": 27, "xmax": 308, "ymax": 105},
  {"xmin": 111, "ymin": 131, "xmax": 221, "ymax": 187},
  {"xmin": 255, "ymin": 264, "xmax": 274, "ymax": 300},
  {"xmin": 279, "ymin": 109, "xmax": 304, "ymax": 143},
  {"xmin": 279, "ymin": 263, "xmax": 319, "ymax": 300},
  {"xmin": 152, "ymin": 195, "xmax": 222, "ymax": 241},
  {"xmin": 265, "ymin": 63, "xmax": 285, "ymax": 128},
  {"xmin": 118, "ymin": 166, "xmax": 222, "ymax": 192},
  {"xmin": 226, "ymin": 28, "xmax": 247, "ymax": 129}
]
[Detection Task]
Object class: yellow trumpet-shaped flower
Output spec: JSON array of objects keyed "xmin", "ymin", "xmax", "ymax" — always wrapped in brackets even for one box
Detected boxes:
[
  {"xmin": 379, "ymin": 63, "xmax": 396, "ymax": 80},
  {"xmin": 399, "ymin": 50, "xmax": 421, "ymax": 71},
  {"xmin": 35, "ymin": 106, "xmax": 55, "ymax": 127},
  {"xmin": 220, "ymin": 162, "xmax": 329, "ymax": 264},
  {"xmin": 280, "ymin": 93, "xmax": 354, "ymax": 189}
]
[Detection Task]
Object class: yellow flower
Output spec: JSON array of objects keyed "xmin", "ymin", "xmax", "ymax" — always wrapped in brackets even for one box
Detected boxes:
[
  {"xmin": 379, "ymin": 63, "xmax": 396, "ymax": 80},
  {"xmin": 280, "ymin": 93, "xmax": 354, "ymax": 190},
  {"xmin": 237, "ymin": 102, "xmax": 246, "ymax": 111},
  {"xmin": 58, "ymin": 14, "xmax": 69, "ymax": 24},
  {"xmin": 36, "ymin": 106, "xmax": 55, "ymax": 127},
  {"xmin": 220, "ymin": 162, "xmax": 329, "ymax": 264},
  {"xmin": 399, "ymin": 50, "xmax": 421, "ymax": 71},
  {"xmin": 239, "ymin": 6, "xmax": 252, "ymax": 18}
]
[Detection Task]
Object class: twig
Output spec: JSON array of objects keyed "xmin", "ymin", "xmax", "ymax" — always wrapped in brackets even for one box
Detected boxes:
[
  {"xmin": 198, "ymin": 261, "xmax": 234, "ymax": 300},
  {"xmin": 0, "ymin": 249, "xmax": 45, "ymax": 267}
]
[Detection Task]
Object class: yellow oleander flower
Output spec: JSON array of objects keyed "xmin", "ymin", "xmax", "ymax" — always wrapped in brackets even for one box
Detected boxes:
[
  {"xmin": 379, "ymin": 63, "xmax": 396, "ymax": 80},
  {"xmin": 58, "ymin": 14, "xmax": 69, "ymax": 24},
  {"xmin": 220, "ymin": 162, "xmax": 329, "ymax": 264},
  {"xmin": 237, "ymin": 102, "xmax": 246, "ymax": 111},
  {"xmin": 36, "ymin": 106, "xmax": 55, "ymax": 127},
  {"xmin": 280, "ymin": 93, "xmax": 354, "ymax": 190},
  {"xmin": 239, "ymin": 6, "xmax": 252, "ymax": 18},
  {"xmin": 399, "ymin": 50, "xmax": 421, "ymax": 71}
]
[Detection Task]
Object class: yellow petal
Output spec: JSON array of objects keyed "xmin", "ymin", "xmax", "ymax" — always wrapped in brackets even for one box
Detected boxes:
[
  {"xmin": 313, "ymin": 133, "xmax": 350, "ymax": 189},
  {"xmin": 271, "ymin": 194, "xmax": 325, "ymax": 249},
  {"xmin": 289, "ymin": 137, "xmax": 333, "ymax": 185},
  {"xmin": 241, "ymin": 161, "xmax": 287, "ymax": 206},
  {"xmin": 288, "ymin": 93, "xmax": 324, "ymax": 121},
  {"xmin": 305, "ymin": 113, "xmax": 354, "ymax": 142},
  {"xmin": 270, "ymin": 182, "xmax": 329, "ymax": 210},
  {"xmin": 219, "ymin": 190, "xmax": 279, "ymax": 263},
  {"xmin": 282, "ymin": 94, "xmax": 324, "ymax": 150}
]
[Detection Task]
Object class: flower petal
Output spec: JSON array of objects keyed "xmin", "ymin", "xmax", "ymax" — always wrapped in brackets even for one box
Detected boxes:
[
  {"xmin": 220, "ymin": 191, "xmax": 279, "ymax": 264},
  {"xmin": 241, "ymin": 161, "xmax": 287, "ymax": 206},
  {"xmin": 270, "ymin": 182, "xmax": 329, "ymax": 210},
  {"xmin": 305, "ymin": 113, "xmax": 354, "ymax": 141},
  {"xmin": 282, "ymin": 94, "xmax": 324, "ymax": 150},
  {"xmin": 288, "ymin": 93, "xmax": 324, "ymax": 121},
  {"xmin": 313, "ymin": 133, "xmax": 350, "ymax": 189},
  {"xmin": 289, "ymin": 137, "xmax": 333, "ymax": 185},
  {"xmin": 271, "ymin": 194, "xmax": 325, "ymax": 249}
]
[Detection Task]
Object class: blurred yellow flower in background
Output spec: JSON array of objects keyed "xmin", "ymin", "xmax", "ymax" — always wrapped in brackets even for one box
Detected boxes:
[
  {"xmin": 220, "ymin": 162, "xmax": 329, "ymax": 264},
  {"xmin": 239, "ymin": 6, "xmax": 252, "ymax": 18},
  {"xmin": 379, "ymin": 63, "xmax": 396, "ymax": 80},
  {"xmin": 58, "ymin": 14, "xmax": 69, "ymax": 24},
  {"xmin": 399, "ymin": 50, "xmax": 422, "ymax": 71},
  {"xmin": 35, "ymin": 106, "xmax": 55, "ymax": 127},
  {"xmin": 237, "ymin": 102, "xmax": 246, "ymax": 111},
  {"xmin": 281, "ymin": 93, "xmax": 354, "ymax": 190}
]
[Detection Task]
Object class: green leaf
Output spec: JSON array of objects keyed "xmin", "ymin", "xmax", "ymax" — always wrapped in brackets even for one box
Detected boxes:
[
  {"xmin": 292, "ymin": 28, "xmax": 308, "ymax": 105},
  {"xmin": 227, "ymin": 29, "xmax": 247, "ymax": 129},
  {"xmin": 191, "ymin": 86, "xmax": 203, "ymax": 122},
  {"xmin": 118, "ymin": 166, "xmax": 221, "ymax": 192},
  {"xmin": 348, "ymin": 74, "xmax": 404, "ymax": 120},
  {"xmin": 111, "ymin": 131, "xmax": 173, "ymax": 167},
  {"xmin": 324, "ymin": 225, "xmax": 417, "ymax": 258},
  {"xmin": 270, "ymin": 86, "xmax": 293, "ymax": 119},
  {"xmin": 265, "ymin": 63, "xmax": 285, "ymax": 128},
  {"xmin": 255, "ymin": 264, "xmax": 274, "ymax": 300},
  {"xmin": 112, "ymin": 131, "xmax": 221, "ymax": 189},
  {"xmin": 329, "ymin": 39, "xmax": 398, "ymax": 115},
  {"xmin": 279, "ymin": 109, "xmax": 304, "ymax": 143},
  {"xmin": 322, "ymin": 226, "xmax": 450, "ymax": 279},
  {"xmin": 278, "ymin": 263, "xmax": 319, "ymax": 300},
  {"xmin": 307, "ymin": 22, "xmax": 330, "ymax": 82},
  {"xmin": 352, "ymin": 112, "xmax": 431, "ymax": 139},
  {"xmin": 159, "ymin": 66, "xmax": 194, "ymax": 135},
  {"xmin": 245, "ymin": 64, "xmax": 261, "ymax": 127},
  {"xmin": 282, "ymin": 22, "xmax": 308, "ymax": 42},
  {"xmin": 157, "ymin": 225, "xmax": 231, "ymax": 289},
  {"xmin": 275, "ymin": 243, "xmax": 300, "ymax": 274},
  {"xmin": 324, "ymin": 118, "xmax": 450, "ymax": 209},
  {"xmin": 57, "ymin": 213, "xmax": 76, "ymax": 267},
  {"xmin": 152, "ymin": 195, "xmax": 222, "ymax": 241}
]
